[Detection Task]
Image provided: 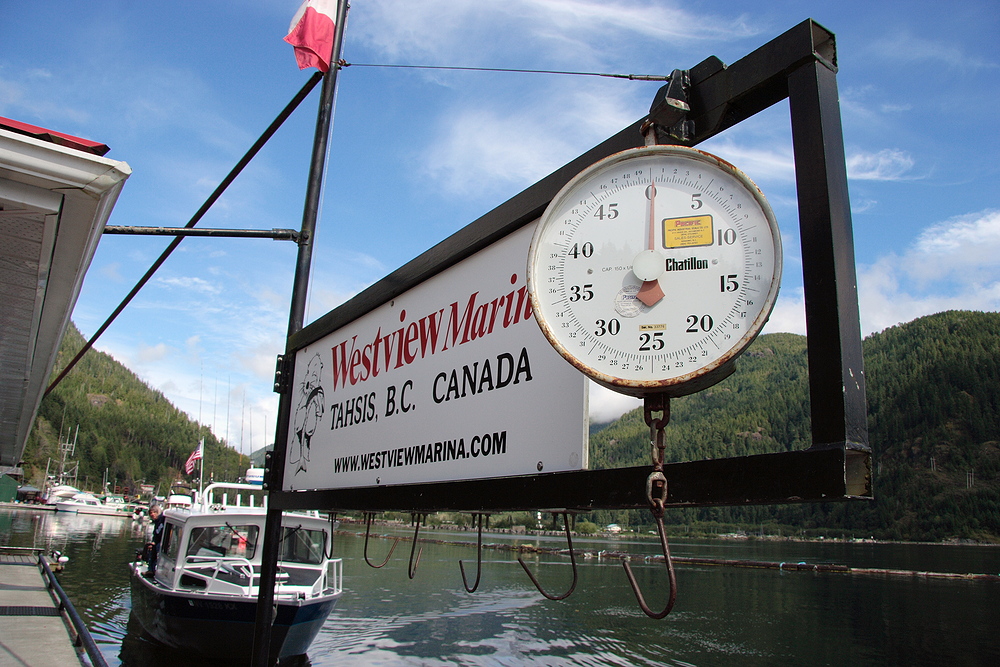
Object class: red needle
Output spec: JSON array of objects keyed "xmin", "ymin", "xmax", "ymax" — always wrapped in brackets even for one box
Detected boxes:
[
  {"xmin": 647, "ymin": 180, "xmax": 657, "ymax": 250},
  {"xmin": 638, "ymin": 180, "xmax": 665, "ymax": 307}
]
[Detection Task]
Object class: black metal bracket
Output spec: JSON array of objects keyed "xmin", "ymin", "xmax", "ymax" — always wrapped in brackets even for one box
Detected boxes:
[
  {"xmin": 272, "ymin": 18, "xmax": 869, "ymax": 514},
  {"xmin": 262, "ymin": 450, "xmax": 273, "ymax": 490},
  {"xmin": 273, "ymin": 354, "xmax": 291, "ymax": 395},
  {"xmin": 272, "ymin": 445, "xmax": 869, "ymax": 513},
  {"xmin": 644, "ymin": 69, "xmax": 694, "ymax": 144}
]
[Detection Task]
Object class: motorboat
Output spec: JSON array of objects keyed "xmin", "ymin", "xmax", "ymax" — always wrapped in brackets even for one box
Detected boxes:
[
  {"xmin": 43, "ymin": 484, "xmax": 80, "ymax": 505},
  {"xmin": 164, "ymin": 484, "xmax": 195, "ymax": 510},
  {"xmin": 55, "ymin": 492, "xmax": 133, "ymax": 517},
  {"xmin": 128, "ymin": 482, "xmax": 342, "ymax": 662}
]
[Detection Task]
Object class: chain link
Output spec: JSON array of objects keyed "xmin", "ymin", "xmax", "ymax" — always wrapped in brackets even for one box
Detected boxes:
[{"xmin": 643, "ymin": 394, "xmax": 670, "ymax": 517}]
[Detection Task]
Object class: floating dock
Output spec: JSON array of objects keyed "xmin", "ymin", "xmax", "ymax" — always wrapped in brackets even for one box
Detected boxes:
[{"xmin": 0, "ymin": 548, "xmax": 103, "ymax": 667}]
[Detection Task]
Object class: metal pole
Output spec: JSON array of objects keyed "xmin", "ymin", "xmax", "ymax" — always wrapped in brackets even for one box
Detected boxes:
[
  {"xmin": 199, "ymin": 438, "xmax": 205, "ymax": 497},
  {"xmin": 787, "ymin": 60, "xmax": 868, "ymax": 451},
  {"xmin": 102, "ymin": 226, "xmax": 301, "ymax": 240},
  {"xmin": 45, "ymin": 72, "xmax": 323, "ymax": 397},
  {"xmin": 251, "ymin": 2, "xmax": 350, "ymax": 665}
]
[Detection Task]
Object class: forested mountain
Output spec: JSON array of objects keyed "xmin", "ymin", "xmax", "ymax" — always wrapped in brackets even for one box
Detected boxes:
[
  {"xmin": 23, "ymin": 311, "xmax": 1000, "ymax": 542},
  {"xmin": 588, "ymin": 310, "xmax": 1000, "ymax": 542},
  {"xmin": 23, "ymin": 323, "xmax": 249, "ymax": 494}
]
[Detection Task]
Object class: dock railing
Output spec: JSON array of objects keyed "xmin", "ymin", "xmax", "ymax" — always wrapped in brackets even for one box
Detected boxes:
[{"xmin": 31, "ymin": 547, "xmax": 109, "ymax": 667}]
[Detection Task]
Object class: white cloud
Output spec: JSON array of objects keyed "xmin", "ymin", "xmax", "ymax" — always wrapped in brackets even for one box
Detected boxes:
[
  {"xmin": 851, "ymin": 198, "xmax": 878, "ymax": 214},
  {"xmin": 873, "ymin": 31, "xmax": 999, "ymax": 70},
  {"xmin": 763, "ymin": 289, "xmax": 806, "ymax": 336},
  {"xmin": 910, "ymin": 209, "xmax": 1000, "ymax": 272},
  {"xmin": 422, "ymin": 80, "xmax": 646, "ymax": 199},
  {"xmin": 847, "ymin": 149, "xmax": 917, "ymax": 181},
  {"xmin": 99, "ymin": 262, "xmax": 124, "ymax": 283},
  {"xmin": 0, "ymin": 71, "xmax": 90, "ymax": 125},
  {"xmin": 880, "ymin": 103, "xmax": 912, "ymax": 114},
  {"xmin": 136, "ymin": 342, "xmax": 171, "ymax": 363},
  {"xmin": 352, "ymin": 0, "xmax": 760, "ymax": 67},
  {"xmin": 858, "ymin": 209, "xmax": 1000, "ymax": 334},
  {"xmin": 762, "ymin": 211, "xmax": 1000, "ymax": 338},
  {"xmin": 155, "ymin": 275, "xmax": 221, "ymax": 294},
  {"xmin": 588, "ymin": 382, "xmax": 641, "ymax": 424},
  {"xmin": 699, "ymin": 140, "xmax": 796, "ymax": 185},
  {"xmin": 424, "ymin": 107, "xmax": 574, "ymax": 196}
]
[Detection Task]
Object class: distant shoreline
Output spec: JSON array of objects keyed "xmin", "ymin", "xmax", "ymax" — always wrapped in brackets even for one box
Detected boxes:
[{"xmin": 340, "ymin": 516, "xmax": 1000, "ymax": 548}]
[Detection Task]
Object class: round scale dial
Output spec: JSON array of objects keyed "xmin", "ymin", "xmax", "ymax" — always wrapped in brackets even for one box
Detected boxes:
[{"xmin": 527, "ymin": 145, "xmax": 782, "ymax": 397}]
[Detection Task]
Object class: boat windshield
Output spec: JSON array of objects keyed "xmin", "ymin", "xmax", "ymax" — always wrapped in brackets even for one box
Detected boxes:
[
  {"xmin": 280, "ymin": 526, "xmax": 326, "ymax": 565},
  {"xmin": 186, "ymin": 524, "xmax": 260, "ymax": 560}
]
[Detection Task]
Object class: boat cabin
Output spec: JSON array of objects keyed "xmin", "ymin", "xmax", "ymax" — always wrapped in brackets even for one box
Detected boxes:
[{"xmin": 152, "ymin": 483, "xmax": 341, "ymax": 600}]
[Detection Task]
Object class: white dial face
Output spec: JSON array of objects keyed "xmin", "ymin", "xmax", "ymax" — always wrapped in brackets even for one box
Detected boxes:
[{"xmin": 527, "ymin": 145, "xmax": 782, "ymax": 396}]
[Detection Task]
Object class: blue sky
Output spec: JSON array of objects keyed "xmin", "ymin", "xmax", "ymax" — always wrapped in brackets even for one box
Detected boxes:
[{"xmin": 3, "ymin": 0, "xmax": 998, "ymax": 452}]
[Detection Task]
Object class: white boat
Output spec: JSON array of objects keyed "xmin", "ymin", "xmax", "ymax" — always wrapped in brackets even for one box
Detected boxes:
[
  {"xmin": 55, "ymin": 492, "xmax": 133, "ymax": 517},
  {"xmin": 164, "ymin": 484, "xmax": 195, "ymax": 510},
  {"xmin": 43, "ymin": 484, "xmax": 80, "ymax": 505},
  {"xmin": 128, "ymin": 482, "xmax": 342, "ymax": 662}
]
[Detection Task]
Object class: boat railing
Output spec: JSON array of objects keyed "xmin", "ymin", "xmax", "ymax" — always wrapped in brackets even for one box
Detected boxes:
[
  {"xmin": 197, "ymin": 482, "xmax": 268, "ymax": 512},
  {"xmin": 196, "ymin": 482, "xmax": 322, "ymax": 517},
  {"xmin": 182, "ymin": 555, "xmax": 257, "ymax": 596},
  {"xmin": 316, "ymin": 557, "xmax": 343, "ymax": 597},
  {"xmin": 180, "ymin": 554, "xmax": 343, "ymax": 599}
]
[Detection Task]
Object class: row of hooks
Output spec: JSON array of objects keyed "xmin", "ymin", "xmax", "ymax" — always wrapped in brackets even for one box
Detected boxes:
[{"xmin": 359, "ymin": 509, "xmax": 676, "ymax": 618}]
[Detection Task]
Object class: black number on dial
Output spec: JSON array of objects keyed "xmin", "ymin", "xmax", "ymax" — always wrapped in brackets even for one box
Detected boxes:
[
  {"xmin": 717, "ymin": 229, "xmax": 737, "ymax": 245},
  {"xmin": 639, "ymin": 332, "xmax": 665, "ymax": 351},
  {"xmin": 593, "ymin": 204, "xmax": 618, "ymax": 220},
  {"xmin": 568, "ymin": 284, "xmax": 594, "ymax": 302},
  {"xmin": 686, "ymin": 315, "xmax": 714, "ymax": 333},
  {"xmin": 595, "ymin": 319, "xmax": 620, "ymax": 336}
]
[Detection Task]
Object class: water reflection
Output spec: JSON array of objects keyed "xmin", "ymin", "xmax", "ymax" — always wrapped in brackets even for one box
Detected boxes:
[{"xmin": 3, "ymin": 509, "xmax": 999, "ymax": 666}]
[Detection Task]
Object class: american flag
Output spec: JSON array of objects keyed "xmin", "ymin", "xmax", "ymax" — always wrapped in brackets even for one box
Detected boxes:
[{"xmin": 184, "ymin": 438, "xmax": 204, "ymax": 474}]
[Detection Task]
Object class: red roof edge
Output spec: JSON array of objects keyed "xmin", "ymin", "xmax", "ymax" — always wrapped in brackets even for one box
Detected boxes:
[{"xmin": 0, "ymin": 116, "xmax": 110, "ymax": 157}]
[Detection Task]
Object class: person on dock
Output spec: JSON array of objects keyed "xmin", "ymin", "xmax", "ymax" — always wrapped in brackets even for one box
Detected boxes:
[{"xmin": 144, "ymin": 504, "xmax": 165, "ymax": 578}]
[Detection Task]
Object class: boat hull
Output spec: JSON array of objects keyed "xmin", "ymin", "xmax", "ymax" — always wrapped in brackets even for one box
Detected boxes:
[
  {"xmin": 128, "ymin": 563, "xmax": 338, "ymax": 662},
  {"xmin": 55, "ymin": 501, "xmax": 132, "ymax": 516}
]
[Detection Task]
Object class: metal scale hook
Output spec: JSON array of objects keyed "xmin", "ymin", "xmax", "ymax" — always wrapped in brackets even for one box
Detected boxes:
[
  {"xmin": 459, "ymin": 513, "xmax": 487, "ymax": 593},
  {"xmin": 621, "ymin": 393, "xmax": 678, "ymax": 619},
  {"xmin": 518, "ymin": 512, "xmax": 579, "ymax": 601},
  {"xmin": 408, "ymin": 513, "xmax": 425, "ymax": 579},
  {"xmin": 362, "ymin": 512, "xmax": 399, "ymax": 569}
]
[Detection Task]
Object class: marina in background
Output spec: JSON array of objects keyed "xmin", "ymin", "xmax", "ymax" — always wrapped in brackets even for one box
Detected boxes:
[{"xmin": 2, "ymin": 507, "xmax": 998, "ymax": 666}]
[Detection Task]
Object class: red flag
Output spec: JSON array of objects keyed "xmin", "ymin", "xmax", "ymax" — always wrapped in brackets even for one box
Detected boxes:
[
  {"xmin": 185, "ymin": 439, "xmax": 204, "ymax": 475},
  {"xmin": 284, "ymin": 0, "xmax": 338, "ymax": 72}
]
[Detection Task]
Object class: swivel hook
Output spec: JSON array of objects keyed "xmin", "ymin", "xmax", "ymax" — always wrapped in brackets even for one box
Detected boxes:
[
  {"xmin": 362, "ymin": 512, "xmax": 399, "ymax": 569},
  {"xmin": 623, "ymin": 394, "xmax": 678, "ymax": 619},
  {"xmin": 518, "ymin": 512, "xmax": 578, "ymax": 601},
  {"xmin": 621, "ymin": 511, "xmax": 677, "ymax": 618},
  {"xmin": 459, "ymin": 514, "xmax": 486, "ymax": 593}
]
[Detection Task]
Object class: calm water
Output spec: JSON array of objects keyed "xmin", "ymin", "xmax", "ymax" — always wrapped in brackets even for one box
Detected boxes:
[{"xmin": 2, "ymin": 508, "xmax": 998, "ymax": 666}]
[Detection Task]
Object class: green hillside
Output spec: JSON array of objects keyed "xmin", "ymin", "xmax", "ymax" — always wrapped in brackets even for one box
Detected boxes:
[
  {"xmin": 23, "ymin": 323, "xmax": 249, "ymax": 495},
  {"xmin": 588, "ymin": 310, "xmax": 1000, "ymax": 542},
  {"xmin": 22, "ymin": 311, "xmax": 1000, "ymax": 542}
]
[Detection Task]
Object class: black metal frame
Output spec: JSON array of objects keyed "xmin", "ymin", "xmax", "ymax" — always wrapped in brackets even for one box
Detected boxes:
[{"xmin": 268, "ymin": 18, "xmax": 870, "ymax": 514}]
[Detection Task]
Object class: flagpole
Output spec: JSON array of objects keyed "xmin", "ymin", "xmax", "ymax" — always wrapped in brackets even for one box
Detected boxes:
[
  {"xmin": 252, "ymin": 2, "xmax": 350, "ymax": 665},
  {"xmin": 198, "ymin": 437, "xmax": 205, "ymax": 497}
]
